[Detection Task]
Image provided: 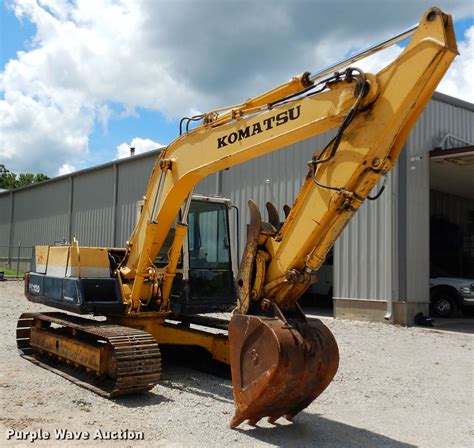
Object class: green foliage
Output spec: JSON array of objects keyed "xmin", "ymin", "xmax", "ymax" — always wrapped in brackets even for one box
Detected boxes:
[
  {"xmin": 0, "ymin": 165, "xmax": 17, "ymax": 189},
  {"xmin": 0, "ymin": 164, "xmax": 50, "ymax": 190},
  {"xmin": 0, "ymin": 268, "xmax": 24, "ymax": 276}
]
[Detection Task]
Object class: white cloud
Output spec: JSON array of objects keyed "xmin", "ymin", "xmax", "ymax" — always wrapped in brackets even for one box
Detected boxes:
[
  {"xmin": 437, "ymin": 26, "xmax": 474, "ymax": 102},
  {"xmin": 355, "ymin": 46, "xmax": 404, "ymax": 74},
  {"xmin": 116, "ymin": 137, "xmax": 164, "ymax": 159},
  {"xmin": 0, "ymin": 90, "xmax": 91, "ymax": 174},
  {"xmin": 57, "ymin": 163, "xmax": 76, "ymax": 176},
  {"xmin": 0, "ymin": 1, "xmax": 472, "ymax": 176}
]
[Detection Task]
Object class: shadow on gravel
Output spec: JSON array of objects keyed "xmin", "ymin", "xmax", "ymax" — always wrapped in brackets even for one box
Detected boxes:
[
  {"xmin": 112, "ymin": 346, "xmax": 234, "ymax": 408},
  {"xmin": 430, "ymin": 316, "xmax": 474, "ymax": 334},
  {"xmin": 160, "ymin": 345, "xmax": 232, "ymax": 380},
  {"xmin": 112, "ymin": 392, "xmax": 172, "ymax": 408},
  {"xmin": 160, "ymin": 377, "xmax": 233, "ymax": 404},
  {"xmin": 159, "ymin": 346, "xmax": 234, "ymax": 404},
  {"xmin": 235, "ymin": 413, "xmax": 416, "ymax": 448}
]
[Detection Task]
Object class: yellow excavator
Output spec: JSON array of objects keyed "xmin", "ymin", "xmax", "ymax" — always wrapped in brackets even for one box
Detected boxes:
[{"xmin": 17, "ymin": 8, "xmax": 456, "ymax": 428}]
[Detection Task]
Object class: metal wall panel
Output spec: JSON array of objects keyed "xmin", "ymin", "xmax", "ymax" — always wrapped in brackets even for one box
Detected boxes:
[
  {"xmin": 0, "ymin": 193, "xmax": 12, "ymax": 247},
  {"xmin": 0, "ymin": 193, "xmax": 12, "ymax": 260},
  {"xmin": 11, "ymin": 179, "xmax": 70, "ymax": 246},
  {"xmin": 403, "ymin": 97, "xmax": 474, "ymax": 302},
  {"xmin": 334, "ymin": 169, "xmax": 398, "ymax": 301},
  {"xmin": 71, "ymin": 168, "xmax": 114, "ymax": 247},
  {"xmin": 116, "ymin": 154, "xmax": 156, "ymax": 246},
  {"xmin": 194, "ymin": 173, "xmax": 219, "ymax": 197}
]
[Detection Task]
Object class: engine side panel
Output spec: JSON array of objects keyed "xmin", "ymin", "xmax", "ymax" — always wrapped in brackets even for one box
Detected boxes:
[{"xmin": 25, "ymin": 272, "xmax": 124, "ymax": 315}]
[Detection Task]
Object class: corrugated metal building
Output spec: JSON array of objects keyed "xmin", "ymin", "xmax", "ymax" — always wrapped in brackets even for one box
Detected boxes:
[{"xmin": 1, "ymin": 92, "xmax": 473, "ymax": 324}]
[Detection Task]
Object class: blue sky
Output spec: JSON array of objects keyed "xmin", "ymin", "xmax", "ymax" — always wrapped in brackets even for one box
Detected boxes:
[
  {"xmin": 456, "ymin": 16, "xmax": 474, "ymax": 38},
  {"xmin": 87, "ymin": 107, "xmax": 177, "ymax": 165},
  {"xmin": 1, "ymin": 2, "xmax": 35, "ymax": 63},
  {"xmin": 1, "ymin": 1, "xmax": 473, "ymax": 176}
]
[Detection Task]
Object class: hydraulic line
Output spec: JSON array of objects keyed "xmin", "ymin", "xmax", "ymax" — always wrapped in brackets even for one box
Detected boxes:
[
  {"xmin": 367, "ymin": 174, "xmax": 388, "ymax": 200},
  {"xmin": 308, "ymin": 68, "xmax": 368, "ymax": 193}
]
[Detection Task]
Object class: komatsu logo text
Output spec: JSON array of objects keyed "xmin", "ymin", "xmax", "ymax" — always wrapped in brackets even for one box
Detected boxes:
[{"xmin": 217, "ymin": 105, "xmax": 301, "ymax": 149}]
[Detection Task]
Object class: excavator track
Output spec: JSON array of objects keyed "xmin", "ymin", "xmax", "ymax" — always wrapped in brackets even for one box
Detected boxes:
[{"xmin": 16, "ymin": 312, "xmax": 161, "ymax": 397}]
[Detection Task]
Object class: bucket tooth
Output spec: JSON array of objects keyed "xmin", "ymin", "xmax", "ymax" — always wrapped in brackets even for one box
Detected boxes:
[
  {"xmin": 247, "ymin": 418, "xmax": 260, "ymax": 427},
  {"xmin": 235, "ymin": 200, "xmax": 262, "ymax": 314},
  {"xmin": 267, "ymin": 416, "xmax": 278, "ymax": 425},
  {"xmin": 229, "ymin": 415, "xmax": 244, "ymax": 429},
  {"xmin": 265, "ymin": 202, "xmax": 281, "ymax": 230}
]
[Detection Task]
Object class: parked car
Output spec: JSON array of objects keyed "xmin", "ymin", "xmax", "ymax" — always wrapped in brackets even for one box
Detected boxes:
[{"xmin": 430, "ymin": 277, "xmax": 474, "ymax": 317}]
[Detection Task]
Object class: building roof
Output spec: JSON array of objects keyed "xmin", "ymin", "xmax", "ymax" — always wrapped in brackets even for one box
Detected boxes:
[
  {"xmin": 432, "ymin": 92, "xmax": 474, "ymax": 112},
  {"xmin": 0, "ymin": 147, "xmax": 164, "ymax": 196}
]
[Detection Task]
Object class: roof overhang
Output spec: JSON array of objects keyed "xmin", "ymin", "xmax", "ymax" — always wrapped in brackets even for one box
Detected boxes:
[
  {"xmin": 430, "ymin": 146, "xmax": 474, "ymax": 200},
  {"xmin": 430, "ymin": 145, "xmax": 474, "ymax": 165}
]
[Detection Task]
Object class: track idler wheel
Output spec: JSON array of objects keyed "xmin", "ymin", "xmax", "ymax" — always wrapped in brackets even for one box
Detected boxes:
[{"xmin": 228, "ymin": 314, "xmax": 339, "ymax": 428}]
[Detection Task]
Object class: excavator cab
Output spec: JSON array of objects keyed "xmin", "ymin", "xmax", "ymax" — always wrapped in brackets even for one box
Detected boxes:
[{"xmin": 168, "ymin": 196, "xmax": 237, "ymax": 315}]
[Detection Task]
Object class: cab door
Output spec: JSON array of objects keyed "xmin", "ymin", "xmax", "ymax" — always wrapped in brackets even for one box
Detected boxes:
[
  {"xmin": 187, "ymin": 199, "xmax": 235, "ymax": 307},
  {"xmin": 169, "ymin": 198, "xmax": 236, "ymax": 314}
]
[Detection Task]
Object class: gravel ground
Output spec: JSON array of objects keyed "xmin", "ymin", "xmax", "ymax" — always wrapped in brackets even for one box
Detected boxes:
[{"xmin": 0, "ymin": 280, "xmax": 472, "ymax": 447}]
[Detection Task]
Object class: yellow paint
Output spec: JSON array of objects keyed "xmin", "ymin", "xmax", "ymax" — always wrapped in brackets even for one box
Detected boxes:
[
  {"xmin": 46, "ymin": 246, "xmax": 70, "ymax": 277},
  {"xmin": 69, "ymin": 247, "xmax": 110, "ymax": 278},
  {"xmin": 111, "ymin": 316, "xmax": 230, "ymax": 365},
  {"xmin": 160, "ymin": 223, "xmax": 188, "ymax": 310},
  {"xmin": 34, "ymin": 246, "xmax": 49, "ymax": 274},
  {"xmin": 38, "ymin": 244, "xmax": 110, "ymax": 278},
  {"xmin": 30, "ymin": 327, "xmax": 114, "ymax": 376}
]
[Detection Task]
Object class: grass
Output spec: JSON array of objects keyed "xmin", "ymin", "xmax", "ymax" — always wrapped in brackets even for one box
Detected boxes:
[{"xmin": 0, "ymin": 268, "xmax": 24, "ymax": 276}]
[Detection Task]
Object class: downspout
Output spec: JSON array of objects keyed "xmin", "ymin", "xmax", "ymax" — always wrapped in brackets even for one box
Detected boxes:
[{"xmin": 8, "ymin": 191, "xmax": 14, "ymax": 265}]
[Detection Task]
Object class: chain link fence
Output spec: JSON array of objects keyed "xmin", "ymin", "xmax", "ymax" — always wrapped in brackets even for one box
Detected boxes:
[{"xmin": 0, "ymin": 244, "xmax": 33, "ymax": 280}]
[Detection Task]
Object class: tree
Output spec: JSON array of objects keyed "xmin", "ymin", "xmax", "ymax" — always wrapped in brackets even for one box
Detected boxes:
[
  {"xmin": 0, "ymin": 165, "xmax": 17, "ymax": 189},
  {"xmin": 0, "ymin": 164, "xmax": 50, "ymax": 190}
]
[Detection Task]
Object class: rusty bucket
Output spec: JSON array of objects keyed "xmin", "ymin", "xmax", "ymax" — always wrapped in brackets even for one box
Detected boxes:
[{"xmin": 228, "ymin": 314, "xmax": 339, "ymax": 428}]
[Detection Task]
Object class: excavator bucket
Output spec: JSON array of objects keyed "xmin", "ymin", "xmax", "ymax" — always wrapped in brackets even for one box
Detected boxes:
[{"xmin": 228, "ymin": 314, "xmax": 339, "ymax": 428}]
